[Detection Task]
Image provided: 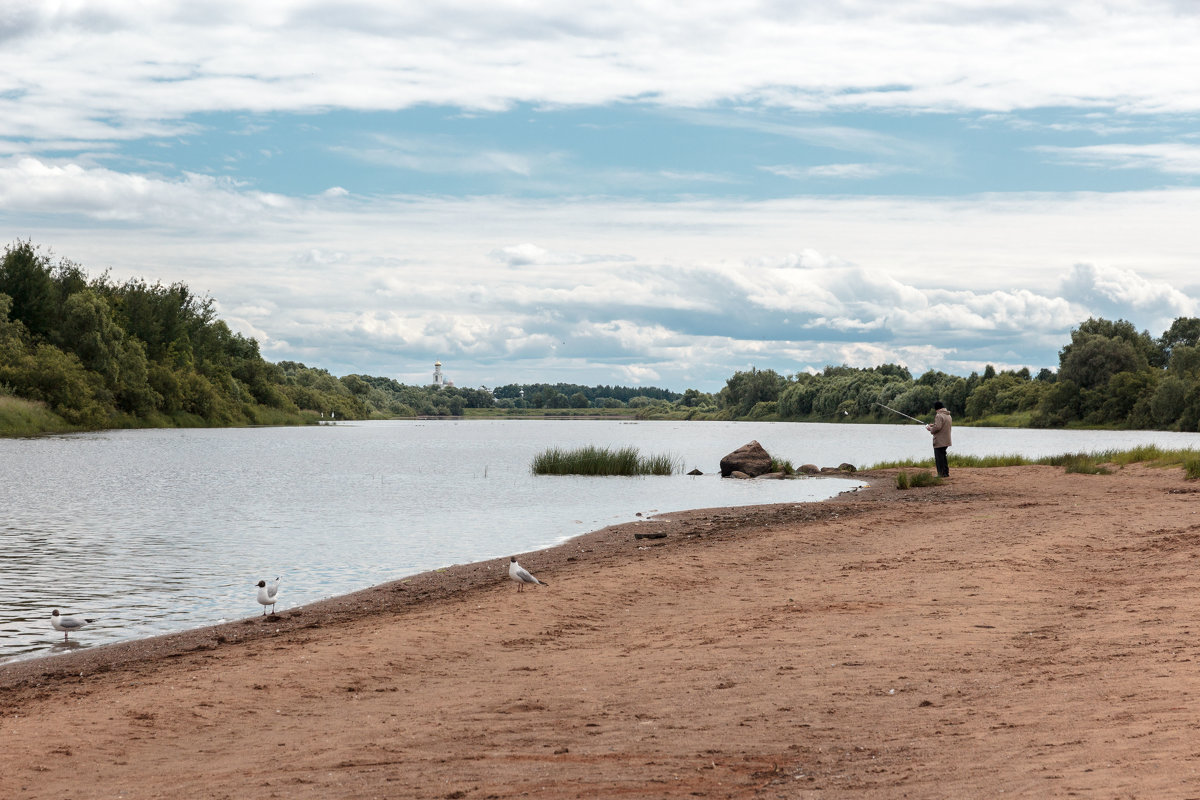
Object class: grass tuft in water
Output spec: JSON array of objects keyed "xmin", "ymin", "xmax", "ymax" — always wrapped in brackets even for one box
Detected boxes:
[{"xmin": 531, "ymin": 445, "xmax": 681, "ymax": 476}]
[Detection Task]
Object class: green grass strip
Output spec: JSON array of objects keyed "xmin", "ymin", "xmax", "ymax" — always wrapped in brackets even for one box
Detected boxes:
[{"xmin": 867, "ymin": 446, "xmax": 1200, "ymax": 476}]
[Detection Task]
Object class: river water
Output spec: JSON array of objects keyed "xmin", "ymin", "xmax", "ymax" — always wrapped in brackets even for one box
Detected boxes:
[{"xmin": 3, "ymin": 419, "xmax": 1199, "ymax": 662}]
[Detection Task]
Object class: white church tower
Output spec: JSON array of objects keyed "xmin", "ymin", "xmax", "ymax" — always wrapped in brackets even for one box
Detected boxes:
[{"xmin": 433, "ymin": 360, "xmax": 444, "ymax": 388}]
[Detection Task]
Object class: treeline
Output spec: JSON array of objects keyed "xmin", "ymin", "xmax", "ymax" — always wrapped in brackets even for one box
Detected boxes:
[
  {"xmin": 491, "ymin": 382, "xmax": 683, "ymax": 409},
  {"xmin": 714, "ymin": 317, "xmax": 1200, "ymax": 430},
  {"xmin": 9, "ymin": 240, "xmax": 1200, "ymax": 433}
]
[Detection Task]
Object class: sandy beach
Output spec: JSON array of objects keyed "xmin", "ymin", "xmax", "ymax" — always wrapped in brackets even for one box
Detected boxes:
[{"xmin": 4, "ymin": 463, "xmax": 1200, "ymax": 798}]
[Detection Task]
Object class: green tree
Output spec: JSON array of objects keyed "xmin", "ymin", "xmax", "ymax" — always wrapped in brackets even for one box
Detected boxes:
[
  {"xmin": 1150, "ymin": 376, "xmax": 1188, "ymax": 428},
  {"xmin": 59, "ymin": 289, "xmax": 157, "ymax": 414},
  {"xmin": 891, "ymin": 384, "xmax": 937, "ymax": 419},
  {"xmin": 1097, "ymin": 371, "xmax": 1157, "ymax": 425},
  {"xmin": 1059, "ymin": 334, "xmax": 1147, "ymax": 391},
  {"xmin": 1168, "ymin": 345, "xmax": 1200, "ymax": 377},
  {"xmin": 965, "ymin": 373, "xmax": 1035, "ymax": 418},
  {"xmin": 677, "ymin": 388, "xmax": 709, "ymax": 408},
  {"xmin": 718, "ymin": 368, "xmax": 786, "ymax": 417},
  {"xmin": 1034, "ymin": 379, "xmax": 1082, "ymax": 427},
  {"xmin": 0, "ymin": 343, "xmax": 107, "ymax": 425},
  {"xmin": 1158, "ymin": 317, "xmax": 1200, "ymax": 364},
  {"xmin": 0, "ymin": 241, "xmax": 57, "ymax": 339},
  {"xmin": 1060, "ymin": 317, "xmax": 1161, "ymax": 369},
  {"xmin": 543, "ymin": 391, "xmax": 569, "ymax": 408},
  {"xmin": 777, "ymin": 377, "xmax": 817, "ymax": 418}
]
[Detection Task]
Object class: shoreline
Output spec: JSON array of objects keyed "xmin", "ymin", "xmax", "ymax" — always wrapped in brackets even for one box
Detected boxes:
[
  {"xmin": 6, "ymin": 463, "xmax": 1200, "ymax": 798},
  {"xmin": 0, "ymin": 477, "xmax": 876, "ymax": 691}
]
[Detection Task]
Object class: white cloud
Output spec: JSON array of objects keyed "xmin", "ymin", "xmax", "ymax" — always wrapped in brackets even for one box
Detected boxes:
[
  {"xmin": 488, "ymin": 243, "xmax": 578, "ymax": 267},
  {"xmin": 1036, "ymin": 143, "xmax": 1200, "ymax": 175},
  {"xmin": 761, "ymin": 163, "xmax": 913, "ymax": 180},
  {"xmin": 4, "ymin": 0, "xmax": 1200, "ymax": 152},
  {"xmin": 292, "ymin": 248, "xmax": 348, "ymax": 266},
  {"xmin": 337, "ymin": 135, "xmax": 540, "ymax": 176},
  {"xmin": 1059, "ymin": 262, "xmax": 1197, "ymax": 327},
  {"xmin": 0, "ymin": 156, "xmax": 297, "ymax": 225}
]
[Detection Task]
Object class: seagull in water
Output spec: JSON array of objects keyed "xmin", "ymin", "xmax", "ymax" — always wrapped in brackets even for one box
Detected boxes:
[
  {"xmin": 51, "ymin": 609, "xmax": 97, "ymax": 641},
  {"xmin": 256, "ymin": 576, "xmax": 281, "ymax": 615},
  {"xmin": 508, "ymin": 557, "xmax": 548, "ymax": 592}
]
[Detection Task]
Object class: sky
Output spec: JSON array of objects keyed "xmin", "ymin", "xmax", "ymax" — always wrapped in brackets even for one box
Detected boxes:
[{"xmin": 2, "ymin": 1, "xmax": 1200, "ymax": 393}]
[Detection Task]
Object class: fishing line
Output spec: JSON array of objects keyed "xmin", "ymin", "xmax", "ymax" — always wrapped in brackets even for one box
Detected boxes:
[{"xmin": 873, "ymin": 402, "xmax": 927, "ymax": 424}]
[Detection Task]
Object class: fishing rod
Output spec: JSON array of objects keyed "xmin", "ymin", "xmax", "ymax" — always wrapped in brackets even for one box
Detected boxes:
[{"xmin": 873, "ymin": 402, "xmax": 927, "ymax": 424}]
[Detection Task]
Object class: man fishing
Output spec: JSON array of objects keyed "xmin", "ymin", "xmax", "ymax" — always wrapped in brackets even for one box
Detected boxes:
[
  {"xmin": 873, "ymin": 401, "xmax": 953, "ymax": 477},
  {"xmin": 926, "ymin": 401, "xmax": 953, "ymax": 478}
]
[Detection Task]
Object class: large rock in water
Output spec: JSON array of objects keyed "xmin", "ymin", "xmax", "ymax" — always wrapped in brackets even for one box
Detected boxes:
[{"xmin": 720, "ymin": 440, "xmax": 772, "ymax": 478}]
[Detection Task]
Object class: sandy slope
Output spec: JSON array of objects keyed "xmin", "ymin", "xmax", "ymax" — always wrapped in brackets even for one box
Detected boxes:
[{"xmin": 4, "ymin": 464, "xmax": 1200, "ymax": 799}]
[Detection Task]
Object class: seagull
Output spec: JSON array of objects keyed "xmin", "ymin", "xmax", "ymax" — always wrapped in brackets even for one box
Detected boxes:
[
  {"xmin": 51, "ymin": 609, "xmax": 97, "ymax": 641},
  {"xmin": 256, "ymin": 576, "xmax": 280, "ymax": 615},
  {"xmin": 508, "ymin": 557, "xmax": 547, "ymax": 592}
]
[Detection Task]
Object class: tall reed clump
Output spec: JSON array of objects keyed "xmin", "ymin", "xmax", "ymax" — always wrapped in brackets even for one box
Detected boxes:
[
  {"xmin": 895, "ymin": 469, "xmax": 942, "ymax": 489},
  {"xmin": 531, "ymin": 445, "xmax": 681, "ymax": 476},
  {"xmin": 1180, "ymin": 452, "xmax": 1200, "ymax": 480}
]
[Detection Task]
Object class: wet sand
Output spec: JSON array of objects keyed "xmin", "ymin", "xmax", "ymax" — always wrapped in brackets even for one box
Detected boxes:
[{"xmin": 3, "ymin": 464, "xmax": 1200, "ymax": 798}]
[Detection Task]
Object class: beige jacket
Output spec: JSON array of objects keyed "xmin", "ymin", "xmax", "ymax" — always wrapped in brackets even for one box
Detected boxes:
[{"xmin": 927, "ymin": 408, "xmax": 952, "ymax": 448}]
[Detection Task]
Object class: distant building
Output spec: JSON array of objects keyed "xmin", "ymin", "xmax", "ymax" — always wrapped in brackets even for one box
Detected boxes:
[{"xmin": 432, "ymin": 360, "xmax": 454, "ymax": 389}]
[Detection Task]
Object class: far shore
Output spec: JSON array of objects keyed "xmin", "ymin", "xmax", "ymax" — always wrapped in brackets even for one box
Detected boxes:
[{"xmin": 4, "ymin": 463, "xmax": 1200, "ymax": 798}]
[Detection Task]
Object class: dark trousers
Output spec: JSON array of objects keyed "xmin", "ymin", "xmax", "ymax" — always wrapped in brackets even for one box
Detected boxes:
[{"xmin": 933, "ymin": 447, "xmax": 949, "ymax": 478}]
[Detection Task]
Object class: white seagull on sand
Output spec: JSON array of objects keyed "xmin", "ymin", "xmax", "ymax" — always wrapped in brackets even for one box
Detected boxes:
[
  {"xmin": 508, "ymin": 557, "xmax": 548, "ymax": 592},
  {"xmin": 256, "ymin": 576, "xmax": 281, "ymax": 615},
  {"xmin": 51, "ymin": 609, "xmax": 97, "ymax": 641}
]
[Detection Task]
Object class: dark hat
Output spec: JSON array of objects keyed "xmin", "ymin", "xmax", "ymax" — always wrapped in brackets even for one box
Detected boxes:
[{"xmin": 933, "ymin": 401, "xmax": 945, "ymax": 410}]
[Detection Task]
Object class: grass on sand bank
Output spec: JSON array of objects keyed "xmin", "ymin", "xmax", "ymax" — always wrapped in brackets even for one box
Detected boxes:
[
  {"xmin": 895, "ymin": 470, "xmax": 943, "ymax": 489},
  {"xmin": 531, "ymin": 445, "xmax": 681, "ymax": 476},
  {"xmin": 869, "ymin": 445, "xmax": 1200, "ymax": 478}
]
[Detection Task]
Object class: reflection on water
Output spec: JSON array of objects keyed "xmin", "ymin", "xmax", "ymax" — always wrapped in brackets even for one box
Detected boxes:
[
  {"xmin": 3, "ymin": 419, "xmax": 1198, "ymax": 663},
  {"xmin": 46, "ymin": 639, "xmax": 91, "ymax": 655}
]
